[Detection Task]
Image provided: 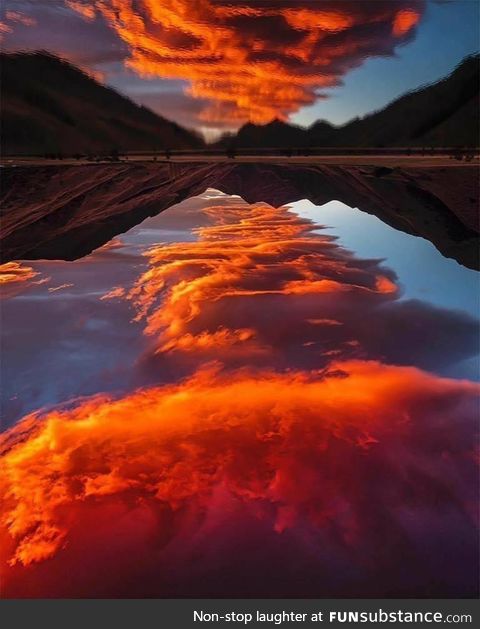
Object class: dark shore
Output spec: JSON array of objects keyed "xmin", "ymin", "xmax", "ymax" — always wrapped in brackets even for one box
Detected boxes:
[{"xmin": 1, "ymin": 160, "xmax": 479, "ymax": 269}]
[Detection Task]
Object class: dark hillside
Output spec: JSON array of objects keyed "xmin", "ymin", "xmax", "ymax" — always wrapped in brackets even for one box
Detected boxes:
[{"xmin": 1, "ymin": 52, "xmax": 204, "ymax": 155}]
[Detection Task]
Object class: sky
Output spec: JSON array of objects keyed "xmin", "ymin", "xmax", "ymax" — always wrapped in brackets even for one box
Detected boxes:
[{"xmin": 1, "ymin": 1, "xmax": 478, "ymax": 139}]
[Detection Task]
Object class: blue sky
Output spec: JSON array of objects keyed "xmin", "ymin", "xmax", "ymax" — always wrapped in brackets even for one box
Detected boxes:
[
  {"xmin": 292, "ymin": 0, "xmax": 480, "ymax": 127},
  {"xmin": 290, "ymin": 198, "xmax": 480, "ymax": 381}
]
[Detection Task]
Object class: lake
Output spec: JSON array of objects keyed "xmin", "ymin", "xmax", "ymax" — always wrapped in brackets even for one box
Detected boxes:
[{"xmin": 1, "ymin": 189, "xmax": 478, "ymax": 597}]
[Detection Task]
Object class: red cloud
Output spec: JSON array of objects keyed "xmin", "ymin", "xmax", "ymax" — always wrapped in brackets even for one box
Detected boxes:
[
  {"xmin": 65, "ymin": 0, "xmax": 425, "ymax": 126},
  {"xmin": 392, "ymin": 8, "xmax": 421, "ymax": 36},
  {"xmin": 1, "ymin": 361, "xmax": 478, "ymax": 597}
]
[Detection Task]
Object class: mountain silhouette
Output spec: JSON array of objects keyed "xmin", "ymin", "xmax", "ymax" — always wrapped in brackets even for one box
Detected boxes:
[
  {"xmin": 2, "ymin": 52, "xmax": 478, "ymax": 154},
  {"xmin": 218, "ymin": 55, "xmax": 479, "ymax": 149},
  {"xmin": 1, "ymin": 52, "xmax": 204, "ymax": 155}
]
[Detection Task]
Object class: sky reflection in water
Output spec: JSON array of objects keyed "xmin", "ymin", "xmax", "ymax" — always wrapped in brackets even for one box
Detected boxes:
[{"xmin": 0, "ymin": 190, "xmax": 478, "ymax": 598}]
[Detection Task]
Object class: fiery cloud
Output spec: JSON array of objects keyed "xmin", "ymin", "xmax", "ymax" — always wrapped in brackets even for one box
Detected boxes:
[
  {"xmin": 1, "ymin": 362, "xmax": 478, "ymax": 597},
  {"xmin": 64, "ymin": 0, "xmax": 425, "ymax": 126},
  {"xmin": 1, "ymin": 198, "xmax": 478, "ymax": 597},
  {"xmin": 127, "ymin": 201, "xmax": 398, "ymax": 363},
  {"xmin": 0, "ymin": 262, "xmax": 38, "ymax": 285},
  {"xmin": 392, "ymin": 8, "xmax": 421, "ymax": 37},
  {"xmin": 122, "ymin": 202, "xmax": 475, "ymax": 376},
  {"xmin": 0, "ymin": 262, "xmax": 43, "ymax": 298}
]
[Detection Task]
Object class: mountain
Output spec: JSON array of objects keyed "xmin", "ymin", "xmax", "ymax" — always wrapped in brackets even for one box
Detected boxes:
[
  {"xmin": 333, "ymin": 54, "xmax": 479, "ymax": 148},
  {"xmin": 225, "ymin": 119, "xmax": 311, "ymax": 149},
  {"xmin": 1, "ymin": 52, "xmax": 204, "ymax": 155},
  {"xmin": 218, "ymin": 118, "xmax": 336, "ymax": 149},
  {"xmin": 219, "ymin": 54, "xmax": 479, "ymax": 149},
  {"xmin": 2, "ymin": 162, "xmax": 478, "ymax": 269}
]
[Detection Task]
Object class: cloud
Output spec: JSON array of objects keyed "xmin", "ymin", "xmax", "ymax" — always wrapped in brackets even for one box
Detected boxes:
[
  {"xmin": 63, "ymin": 0, "xmax": 425, "ymax": 126},
  {"xmin": 5, "ymin": 11, "xmax": 36, "ymax": 27},
  {"xmin": 47, "ymin": 283, "xmax": 74, "ymax": 293},
  {"xmin": 392, "ymin": 8, "xmax": 422, "ymax": 36},
  {"xmin": 0, "ymin": 8, "xmax": 35, "ymax": 41},
  {"xmin": 1, "ymin": 361, "xmax": 478, "ymax": 597},
  {"xmin": 0, "ymin": 262, "xmax": 42, "ymax": 298},
  {"xmin": 122, "ymin": 201, "xmax": 477, "ymax": 378},
  {"xmin": 64, "ymin": 0, "xmax": 95, "ymax": 21}
]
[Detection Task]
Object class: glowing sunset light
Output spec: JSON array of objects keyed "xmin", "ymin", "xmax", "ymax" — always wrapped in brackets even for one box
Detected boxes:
[
  {"xmin": 0, "ymin": 262, "xmax": 38, "ymax": 286},
  {"xmin": 392, "ymin": 8, "xmax": 421, "ymax": 37},
  {"xmin": 63, "ymin": 0, "xmax": 425, "ymax": 125}
]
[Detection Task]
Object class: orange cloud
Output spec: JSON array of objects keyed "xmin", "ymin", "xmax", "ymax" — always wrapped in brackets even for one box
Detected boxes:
[
  {"xmin": 65, "ymin": 1, "xmax": 96, "ymax": 22},
  {"xmin": 107, "ymin": 201, "xmax": 476, "ymax": 382},
  {"xmin": 0, "ymin": 262, "xmax": 40, "ymax": 298},
  {"xmin": 0, "ymin": 262, "xmax": 38, "ymax": 285},
  {"xmin": 65, "ymin": 0, "xmax": 425, "ymax": 126},
  {"xmin": 392, "ymin": 8, "xmax": 421, "ymax": 37},
  {"xmin": 124, "ymin": 202, "xmax": 398, "ymax": 362},
  {"xmin": 1, "ymin": 360, "xmax": 478, "ymax": 596}
]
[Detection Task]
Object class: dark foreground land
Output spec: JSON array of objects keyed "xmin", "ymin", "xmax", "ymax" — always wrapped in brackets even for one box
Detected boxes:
[
  {"xmin": 1, "ymin": 159, "xmax": 479, "ymax": 270},
  {"xmin": 2, "ymin": 151, "xmax": 479, "ymax": 167}
]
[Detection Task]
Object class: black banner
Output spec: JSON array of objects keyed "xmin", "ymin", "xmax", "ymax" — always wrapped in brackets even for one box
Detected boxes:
[{"xmin": 1, "ymin": 599, "xmax": 478, "ymax": 628}]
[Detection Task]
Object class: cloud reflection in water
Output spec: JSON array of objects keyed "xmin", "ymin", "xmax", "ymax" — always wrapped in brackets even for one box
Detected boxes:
[{"xmin": 0, "ymin": 193, "xmax": 478, "ymax": 598}]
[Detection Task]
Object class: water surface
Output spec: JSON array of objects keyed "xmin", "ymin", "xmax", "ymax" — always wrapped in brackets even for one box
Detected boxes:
[{"xmin": 1, "ymin": 190, "xmax": 478, "ymax": 598}]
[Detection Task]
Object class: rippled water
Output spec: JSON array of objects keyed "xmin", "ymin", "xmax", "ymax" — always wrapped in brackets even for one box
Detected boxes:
[{"xmin": 1, "ymin": 190, "xmax": 478, "ymax": 598}]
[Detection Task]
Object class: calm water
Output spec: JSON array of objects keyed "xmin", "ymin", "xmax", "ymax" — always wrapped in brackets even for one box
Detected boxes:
[
  {"xmin": 1, "ymin": 189, "xmax": 478, "ymax": 598},
  {"xmin": 2, "ymin": 189, "xmax": 478, "ymax": 426}
]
